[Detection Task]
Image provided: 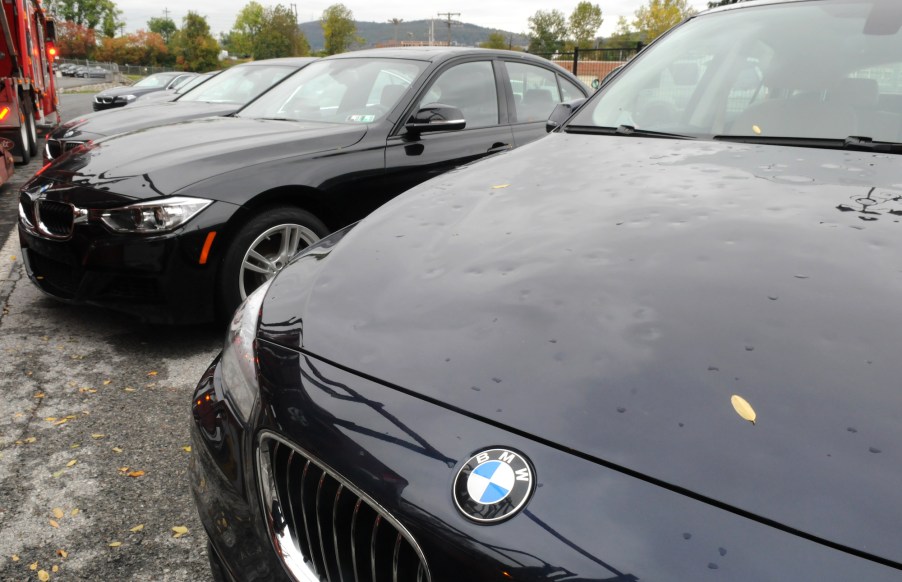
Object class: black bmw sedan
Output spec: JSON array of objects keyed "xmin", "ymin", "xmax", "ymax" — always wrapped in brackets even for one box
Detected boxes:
[
  {"xmin": 92, "ymin": 71, "xmax": 197, "ymax": 111},
  {"xmin": 19, "ymin": 47, "xmax": 587, "ymax": 323},
  {"xmin": 189, "ymin": 0, "xmax": 902, "ymax": 580},
  {"xmin": 45, "ymin": 58, "xmax": 316, "ymax": 162}
]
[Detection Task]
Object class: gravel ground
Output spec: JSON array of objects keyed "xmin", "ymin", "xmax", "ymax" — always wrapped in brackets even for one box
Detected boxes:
[{"xmin": 0, "ymin": 157, "xmax": 222, "ymax": 579}]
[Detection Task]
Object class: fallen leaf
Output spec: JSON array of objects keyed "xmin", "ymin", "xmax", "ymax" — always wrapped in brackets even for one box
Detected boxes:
[
  {"xmin": 24, "ymin": 437, "xmax": 36, "ymax": 444},
  {"xmin": 56, "ymin": 549, "xmax": 68, "ymax": 558},
  {"xmin": 118, "ymin": 467, "xmax": 129, "ymax": 473},
  {"xmin": 53, "ymin": 419, "xmax": 69, "ymax": 426},
  {"xmin": 491, "ymin": 184, "xmax": 511, "ymax": 189},
  {"xmin": 11, "ymin": 554, "xmax": 19, "ymax": 561},
  {"xmin": 108, "ymin": 541, "xmax": 121, "ymax": 548},
  {"xmin": 171, "ymin": 526, "xmax": 189, "ymax": 538},
  {"xmin": 181, "ymin": 446, "xmax": 191, "ymax": 453},
  {"xmin": 123, "ymin": 387, "xmax": 136, "ymax": 392},
  {"xmin": 34, "ymin": 392, "xmax": 45, "ymax": 398},
  {"xmin": 65, "ymin": 415, "xmax": 77, "ymax": 420},
  {"xmin": 66, "ymin": 460, "xmax": 77, "ymax": 468},
  {"xmin": 103, "ymin": 380, "xmax": 112, "ymax": 385},
  {"xmin": 49, "ymin": 520, "xmax": 59, "ymax": 528},
  {"xmin": 52, "ymin": 507, "xmax": 64, "ymax": 519},
  {"xmin": 111, "ymin": 447, "xmax": 123, "ymax": 453},
  {"xmin": 52, "ymin": 565, "xmax": 59, "ymax": 572},
  {"xmin": 129, "ymin": 524, "xmax": 144, "ymax": 533},
  {"xmin": 147, "ymin": 371, "xmax": 158, "ymax": 377},
  {"xmin": 38, "ymin": 570, "xmax": 50, "ymax": 581},
  {"xmin": 127, "ymin": 470, "xmax": 145, "ymax": 478},
  {"xmin": 91, "ymin": 434, "xmax": 106, "ymax": 439},
  {"xmin": 70, "ymin": 509, "xmax": 80, "ymax": 517},
  {"xmin": 30, "ymin": 561, "xmax": 38, "ymax": 570},
  {"xmin": 51, "ymin": 470, "xmax": 65, "ymax": 479},
  {"xmin": 44, "ymin": 417, "xmax": 57, "ymax": 422},
  {"xmin": 69, "ymin": 444, "xmax": 80, "ymax": 449}
]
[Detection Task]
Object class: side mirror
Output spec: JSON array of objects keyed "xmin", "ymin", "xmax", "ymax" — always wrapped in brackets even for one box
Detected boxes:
[
  {"xmin": 405, "ymin": 104, "xmax": 466, "ymax": 134},
  {"xmin": 546, "ymin": 98, "xmax": 587, "ymax": 133},
  {"xmin": 44, "ymin": 19, "xmax": 56, "ymax": 42}
]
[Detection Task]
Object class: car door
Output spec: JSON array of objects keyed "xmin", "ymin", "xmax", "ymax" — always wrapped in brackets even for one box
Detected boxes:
[
  {"xmin": 383, "ymin": 58, "xmax": 515, "ymax": 195},
  {"xmin": 502, "ymin": 60, "xmax": 588, "ymax": 147}
]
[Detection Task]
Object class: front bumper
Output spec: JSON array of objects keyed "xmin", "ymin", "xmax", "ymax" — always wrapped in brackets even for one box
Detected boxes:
[
  {"xmin": 18, "ymin": 198, "xmax": 238, "ymax": 324},
  {"xmin": 190, "ymin": 343, "xmax": 902, "ymax": 581},
  {"xmin": 93, "ymin": 99, "xmax": 127, "ymax": 111}
]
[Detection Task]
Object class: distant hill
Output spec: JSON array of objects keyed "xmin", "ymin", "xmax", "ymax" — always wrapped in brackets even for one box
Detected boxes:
[{"xmin": 299, "ymin": 20, "xmax": 530, "ymax": 51}]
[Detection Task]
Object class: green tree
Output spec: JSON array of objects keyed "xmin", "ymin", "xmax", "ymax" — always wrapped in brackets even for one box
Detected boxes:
[
  {"xmin": 48, "ymin": 0, "xmax": 122, "ymax": 31},
  {"xmin": 171, "ymin": 11, "xmax": 219, "ymax": 71},
  {"xmin": 228, "ymin": 1, "xmax": 265, "ymax": 57},
  {"xmin": 148, "ymin": 16, "xmax": 177, "ymax": 44},
  {"xmin": 568, "ymin": 2, "xmax": 603, "ymax": 49},
  {"xmin": 100, "ymin": 5, "xmax": 124, "ymax": 38},
  {"xmin": 633, "ymin": 0, "xmax": 696, "ymax": 43},
  {"xmin": 479, "ymin": 31, "xmax": 507, "ymax": 50},
  {"xmin": 252, "ymin": 4, "xmax": 309, "ymax": 59},
  {"xmin": 321, "ymin": 4, "xmax": 360, "ymax": 55},
  {"xmin": 604, "ymin": 16, "xmax": 644, "ymax": 51},
  {"xmin": 527, "ymin": 9, "xmax": 567, "ymax": 54}
]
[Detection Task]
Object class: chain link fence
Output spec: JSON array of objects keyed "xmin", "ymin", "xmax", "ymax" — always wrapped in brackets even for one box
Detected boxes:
[{"xmin": 55, "ymin": 58, "xmax": 176, "ymax": 82}]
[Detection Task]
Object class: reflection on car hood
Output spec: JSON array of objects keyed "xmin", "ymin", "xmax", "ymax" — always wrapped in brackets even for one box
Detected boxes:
[
  {"xmin": 94, "ymin": 85, "xmax": 163, "ymax": 98},
  {"xmin": 41, "ymin": 117, "xmax": 368, "ymax": 198},
  {"xmin": 265, "ymin": 135, "xmax": 902, "ymax": 566},
  {"xmin": 49, "ymin": 101, "xmax": 240, "ymax": 141}
]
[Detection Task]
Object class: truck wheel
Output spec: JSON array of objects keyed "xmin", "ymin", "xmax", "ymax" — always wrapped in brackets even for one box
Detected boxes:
[
  {"xmin": 16, "ymin": 119, "xmax": 30, "ymax": 165},
  {"xmin": 24, "ymin": 99, "xmax": 37, "ymax": 157},
  {"xmin": 217, "ymin": 207, "xmax": 328, "ymax": 320}
]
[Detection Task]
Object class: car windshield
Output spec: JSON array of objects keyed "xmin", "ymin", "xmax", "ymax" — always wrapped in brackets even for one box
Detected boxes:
[
  {"xmin": 133, "ymin": 74, "xmax": 178, "ymax": 88},
  {"xmin": 237, "ymin": 58, "xmax": 426, "ymax": 124},
  {"xmin": 179, "ymin": 64, "xmax": 299, "ymax": 105},
  {"xmin": 571, "ymin": 0, "xmax": 902, "ymax": 144},
  {"xmin": 175, "ymin": 72, "xmax": 217, "ymax": 95}
]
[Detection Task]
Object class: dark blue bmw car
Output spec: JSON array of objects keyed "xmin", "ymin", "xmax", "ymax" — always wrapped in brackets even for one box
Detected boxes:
[{"xmin": 190, "ymin": 0, "xmax": 902, "ymax": 580}]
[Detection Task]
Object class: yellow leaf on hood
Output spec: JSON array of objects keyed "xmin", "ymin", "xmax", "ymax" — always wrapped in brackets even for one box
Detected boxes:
[
  {"xmin": 38, "ymin": 570, "xmax": 50, "ymax": 581},
  {"xmin": 147, "ymin": 371, "xmax": 158, "ymax": 377},
  {"xmin": 111, "ymin": 447, "xmax": 123, "ymax": 453},
  {"xmin": 11, "ymin": 554, "xmax": 19, "ymax": 561},
  {"xmin": 65, "ymin": 460, "xmax": 77, "ymax": 467},
  {"xmin": 70, "ymin": 509, "xmax": 80, "ymax": 517},
  {"xmin": 52, "ymin": 508, "xmax": 64, "ymax": 519},
  {"xmin": 127, "ymin": 471, "xmax": 145, "ymax": 478},
  {"xmin": 49, "ymin": 520, "xmax": 59, "ymax": 528},
  {"xmin": 103, "ymin": 380, "xmax": 112, "ymax": 385},
  {"xmin": 56, "ymin": 549, "xmax": 68, "ymax": 558},
  {"xmin": 171, "ymin": 526, "xmax": 189, "ymax": 538},
  {"xmin": 108, "ymin": 541, "xmax": 121, "ymax": 548},
  {"xmin": 129, "ymin": 524, "xmax": 144, "ymax": 533},
  {"xmin": 52, "ymin": 565, "xmax": 59, "ymax": 573},
  {"xmin": 91, "ymin": 434, "xmax": 105, "ymax": 439},
  {"xmin": 30, "ymin": 561, "xmax": 38, "ymax": 570},
  {"xmin": 181, "ymin": 446, "xmax": 191, "ymax": 453}
]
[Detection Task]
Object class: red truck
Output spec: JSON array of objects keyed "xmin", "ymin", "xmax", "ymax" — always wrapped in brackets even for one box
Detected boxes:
[{"xmin": 0, "ymin": 0, "xmax": 59, "ymax": 169}]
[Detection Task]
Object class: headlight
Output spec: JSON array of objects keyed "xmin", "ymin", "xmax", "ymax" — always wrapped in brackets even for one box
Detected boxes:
[
  {"xmin": 100, "ymin": 196, "xmax": 211, "ymax": 233},
  {"xmin": 219, "ymin": 278, "xmax": 272, "ymax": 423},
  {"xmin": 115, "ymin": 94, "xmax": 137, "ymax": 103}
]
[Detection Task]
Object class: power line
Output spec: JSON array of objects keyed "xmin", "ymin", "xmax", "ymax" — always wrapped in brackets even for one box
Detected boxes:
[{"xmin": 437, "ymin": 12, "xmax": 461, "ymax": 45}]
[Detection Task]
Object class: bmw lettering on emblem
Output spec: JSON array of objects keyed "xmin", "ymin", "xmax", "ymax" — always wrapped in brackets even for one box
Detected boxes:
[{"xmin": 453, "ymin": 448, "xmax": 535, "ymax": 523}]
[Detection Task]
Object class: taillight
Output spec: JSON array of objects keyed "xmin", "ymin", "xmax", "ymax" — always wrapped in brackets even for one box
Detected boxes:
[
  {"xmin": 46, "ymin": 42, "xmax": 57, "ymax": 59},
  {"xmin": 0, "ymin": 107, "xmax": 9, "ymax": 121}
]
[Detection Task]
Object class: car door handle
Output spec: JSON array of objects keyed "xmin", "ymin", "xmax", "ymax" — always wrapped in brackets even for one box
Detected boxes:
[{"xmin": 487, "ymin": 142, "xmax": 512, "ymax": 154}]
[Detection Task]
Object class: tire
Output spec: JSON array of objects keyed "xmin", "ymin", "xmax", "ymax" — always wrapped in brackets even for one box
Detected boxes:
[
  {"xmin": 15, "ymin": 115, "xmax": 30, "ymax": 165},
  {"xmin": 218, "ymin": 206, "xmax": 328, "ymax": 320},
  {"xmin": 23, "ymin": 97, "xmax": 37, "ymax": 157}
]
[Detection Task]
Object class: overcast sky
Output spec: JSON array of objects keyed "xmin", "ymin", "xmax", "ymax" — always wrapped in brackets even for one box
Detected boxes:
[{"xmin": 115, "ymin": 0, "xmax": 712, "ymax": 41}]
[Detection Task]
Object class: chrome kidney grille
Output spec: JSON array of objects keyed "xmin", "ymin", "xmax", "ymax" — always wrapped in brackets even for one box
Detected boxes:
[
  {"xmin": 35, "ymin": 200, "xmax": 75, "ymax": 237},
  {"xmin": 257, "ymin": 433, "xmax": 431, "ymax": 582}
]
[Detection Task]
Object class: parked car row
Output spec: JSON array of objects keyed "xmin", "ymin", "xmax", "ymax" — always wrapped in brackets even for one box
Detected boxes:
[
  {"xmin": 21, "ymin": 1, "xmax": 902, "ymax": 578},
  {"xmin": 57, "ymin": 63, "xmax": 110, "ymax": 78},
  {"xmin": 91, "ymin": 71, "xmax": 199, "ymax": 111}
]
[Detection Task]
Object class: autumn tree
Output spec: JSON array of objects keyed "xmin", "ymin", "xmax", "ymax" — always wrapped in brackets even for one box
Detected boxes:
[
  {"xmin": 94, "ymin": 30, "xmax": 168, "ymax": 65},
  {"xmin": 321, "ymin": 4, "xmax": 360, "ymax": 55},
  {"xmin": 148, "ymin": 16, "xmax": 177, "ymax": 44},
  {"xmin": 57, "ymin": 20, "xmax": 96, "ymax": 58},
  {"xmin": 603, "ymin": 16, "xmax": 644, "ymax": 52},
  {"xmin": 569, "ymin": 2, "xmax": 603, "ymax": 49},
  {"xmin": 633, "ymin": 0, "xmax": 696, "ymax": 43},
  {"xmin": 527, "ymin": 9, "xmax": 567, "ymax": 54},
  {"xmin": 479, "ymin": 31, "xmax": 508, "ymax": 50},
  {"xmin": 252, "ymin": 5, "xmax": 310, "ymax": 59},
  {"xmin": 170, "ymin": 12, "xmax": 219, "ymax": 71}
]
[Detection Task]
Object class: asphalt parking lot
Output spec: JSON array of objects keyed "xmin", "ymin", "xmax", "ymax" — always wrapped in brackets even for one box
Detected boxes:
[{"xmin": 0, "ymin": 94, "xmax": 219, "ymax": 581}]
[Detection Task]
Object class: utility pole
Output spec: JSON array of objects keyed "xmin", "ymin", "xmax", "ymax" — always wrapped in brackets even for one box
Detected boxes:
[
  {"xmin": 289, "ymin": 3, "xmax": 298, "ymax": 26},
  {"xmin": 437, "ymin": 12, "xmax": 460, "ymax": 46},
  {"xmin": 163, "ymin": 7, "xmax": 170, "ymax": 19}
]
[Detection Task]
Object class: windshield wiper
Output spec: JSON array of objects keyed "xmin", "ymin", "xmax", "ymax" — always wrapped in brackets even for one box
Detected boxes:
[
  {"xmin": 564, "ymin": 124, "xmax": 695, "ymax": 140},
  {"xmin": 713, "ymin": 134, "xmax": 902, "ymax": 154}
]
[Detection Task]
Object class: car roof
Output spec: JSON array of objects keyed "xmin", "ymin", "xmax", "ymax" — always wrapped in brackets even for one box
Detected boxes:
[
  {"xmin": 325, "ymin": 46, "xmax": 561, "ymax": 65},
  {"xmin": 238, "ymin": 57, "xmax": 319, "ymax": 67}
]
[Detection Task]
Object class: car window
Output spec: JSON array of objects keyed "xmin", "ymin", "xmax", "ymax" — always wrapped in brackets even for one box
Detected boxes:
[
  {"xmin": 504, "ymin": 62, "xmax": 561, "ymax": 123},
  {"xmin": 238, "ymin": 58, "xmax": 426, "ymax": 124},
  {"xmin": 180, "ymin": 65, "xmax": 297, "ymax": 105},
  {"xmin": 559, "ymin": 75, "xmax": 585, "ymax": 102},
  {"xmin": 572, "ymin": 0, "xmax": 902, "ymax": 143},
  {"xmin": 134, "ymin": 74, "xmax": 176, "ymax": 88},
  {"xmin": 417, "ymin": 61, "xmax": 499, "ymax": 128}
]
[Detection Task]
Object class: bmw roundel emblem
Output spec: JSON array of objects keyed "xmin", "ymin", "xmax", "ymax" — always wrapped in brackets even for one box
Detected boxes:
[{"xmin": 453, "ymin": 448, "xmax": 535, "ymax": 523}]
